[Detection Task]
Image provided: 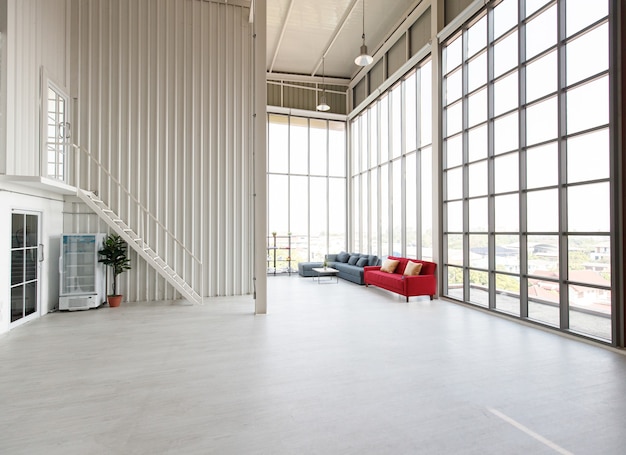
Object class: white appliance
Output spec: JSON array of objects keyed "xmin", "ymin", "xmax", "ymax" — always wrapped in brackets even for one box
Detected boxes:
[{"xmin": 59, "ymin": 234, "xmax": 106, "ymax": 311}]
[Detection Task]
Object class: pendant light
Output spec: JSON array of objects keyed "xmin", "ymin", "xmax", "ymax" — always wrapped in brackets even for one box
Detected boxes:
[
  {"xmin": 317, "ymin": 57, "xmax": 331, "ymax": 112},
  {"xmin": 354, "ymin": 0, "xmax": 373, "ymax": 66}
]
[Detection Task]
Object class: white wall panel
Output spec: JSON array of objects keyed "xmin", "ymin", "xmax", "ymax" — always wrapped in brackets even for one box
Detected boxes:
[{"xmin": 71, "ymin": 0, "xmax": 254, "ymax": 300}]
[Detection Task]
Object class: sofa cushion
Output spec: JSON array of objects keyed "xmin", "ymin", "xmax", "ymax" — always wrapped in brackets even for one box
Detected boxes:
[
  {"xmin": 337, "ymin": 251, "xmax": 350, "ymax": 263},
  {"xmin": 388, "ymin": 256, "xmax": 408, "ymax": 275},
  {"xmin": 367, "ymin": 255, "xmax": 379, "ymax": 266},
  {"xmin": 356, "ymin": 257, "xmax": 369, "ymax": 267},
  {"xmin": 380, "ymin": 259, "xmax": 399, "ymax": 273},
  {"xmin": 404, "ymin": 261, "xmax": 423, "ymax": 276},
  {"xmin": 348, "ymin": 255, "xmax": 360, "ymax": 265}
]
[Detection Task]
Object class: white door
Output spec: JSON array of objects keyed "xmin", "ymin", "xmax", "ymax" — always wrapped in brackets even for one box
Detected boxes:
[{"xmin": 10, "ymin": 212, "xmax": 41, "ymax": 327}]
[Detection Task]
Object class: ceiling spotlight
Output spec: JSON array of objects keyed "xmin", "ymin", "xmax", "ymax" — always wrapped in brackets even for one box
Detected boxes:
[
  {"xmin": 355, "ymin": 0, "xmax": 373, "ymax": 66},
  {"xmin": 317, "ymin": 57, "xmax": 331, "ymax": 112}
]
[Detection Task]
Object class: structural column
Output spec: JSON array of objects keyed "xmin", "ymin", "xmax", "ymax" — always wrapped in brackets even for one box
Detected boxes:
[{"xmin": 253, "ymin": 0, "xmax": 267, "ymax": 314}]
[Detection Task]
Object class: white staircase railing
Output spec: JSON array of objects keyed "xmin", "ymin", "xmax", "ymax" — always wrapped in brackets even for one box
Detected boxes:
[{"xmin": 70, "ymin": 144, "xmax": 203, "ymax": 304}]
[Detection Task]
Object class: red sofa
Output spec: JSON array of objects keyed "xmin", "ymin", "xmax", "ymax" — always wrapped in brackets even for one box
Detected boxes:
[{"xmin": 364, "ymin": 256, "xmax": 437, "ymax": 302}]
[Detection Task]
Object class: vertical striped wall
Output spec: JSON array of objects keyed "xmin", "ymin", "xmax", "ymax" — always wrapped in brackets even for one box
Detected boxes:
[
  {"xmin": 3, "ymin": 0, "xmax": 70, "ymax": 175},
  {"xmin": 70, "ymin": 0, "xmax": 254, "ymax": 300}
]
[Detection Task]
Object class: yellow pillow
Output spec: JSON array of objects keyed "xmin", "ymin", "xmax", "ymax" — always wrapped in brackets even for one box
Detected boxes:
[
  {"xmin": 404, "ymin": 261, "xmax": 423, "ymax": 276},
  {"xmin": 380, "ymin": 259, "xmax": 399, "ymax": 273}
]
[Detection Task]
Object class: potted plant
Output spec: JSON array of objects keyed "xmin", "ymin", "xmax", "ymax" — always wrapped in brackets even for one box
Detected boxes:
[{"xmin": 98, "ymin": 233, "xmax": 131, "ymax": 307}]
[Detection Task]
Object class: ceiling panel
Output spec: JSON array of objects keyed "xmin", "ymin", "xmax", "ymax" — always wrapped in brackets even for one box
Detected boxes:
[{"xmin": 267, "ymin": 0, "xmax": 421, "ymax": 81}]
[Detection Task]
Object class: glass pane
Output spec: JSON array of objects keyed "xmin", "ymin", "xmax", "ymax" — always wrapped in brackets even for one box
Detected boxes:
[
  {"xmin": 527, "ymin": 142, "xmax": 558, "ymax": 189},
  {"xmin": 290, "ymin": 117, "xmax": 308, "ymax": 174},
  {"xmin": 11, "ymin": 285, "xmax": 24, "ymax": 323},
  {"xmin": 526, "ymin": 50, "xmax": 557, "ymax": 101},
  {"xmin": 469, "ymin": 234, "xmax": 488, "ymax": 268},
  {"xmin": 445, "ymin": 134, "xmax": 463, "ymax": 169},
  {"xmin": 444, "ymin": 36, "xmax": 462, "ymax": 74},
  {"xmin": 369, "ymin": 106, "xmax": 378, "ymax": 168},
  {"xmin": 495, "ymin": 274, "xmax": 520, "ymax": 315},
  {"xmin": 526, "ymin": 0, "xmax": 550, "ymax": 18},
  {"xmin": 528, "ymin": 293, "xmax": 560, "ymax": 327},
  {"xmin": 445, "ymin": 68, "xmax": 462, "ymax": 105},
  {"xmin": 468, "ymin": 124, "xmax": 488, "ymax": 162},
  {"xmin": 567, "ymin": 76, "xmax": 609, "ymax": 134},
  {"xmin": 568, "ymin": 235, "xmax": 610, "ymax": 285},
  {"xmin": 446, "ymin": 201, "xmax": 463, "ymax": 233},
  {"xmin": 380, "ymin": 164, "xmax": 389, "ymax": 255},
  {"xmin": 391, "ymin": 86, "xmax": 402, "ymax": 159},
  {"xmin": 495, "ymin": 235, "xmax": 520, "ymax": 273},
  {"xmin": 568, "ymin": 182, "xmax": 610, "ymax": 232},
  {"xmin": 495, "ymin": 194, "xmax": 519, "ymax": 232},
  {"xmin": 369, "ymin": 171, "xmax": 378, "ymax": 256},
  {"xmin": 493, "ymin": 0, "xmax": 518, "ymax": 40},
  {"xmin": 406, "ymin": 154, "xmax": 417, "ymax": 258},
  {"xmin": 420, "ymin": 61, "xmax": 433, "ymax": 146},
  {"xmin": 569, "ymin": 286, "xmax": 611, "ymax": 341},
  {"xmin": 352, "ymin": 178, "xmax": 360, "ymax": 251},
  {"xmin": 380, "ymin": 96, "xmax": 389, "ymax": 163},
  {"xmin": 405, "ymin": 73, "xmax": 417, "ymax": 153},
  {"xmin": 310, "ymin": 177, "xmax": 327, "ymax": 260},
  {"xmin": 469, "ymin": 197, "xmax": 488, "ymax": 232},
  {"xmin": 361, "ymin": 115, "xmax": 369, "ymax": 172},
  {"xmin": 526, "ymin": 96, "xmax": 558, "ymax": 146},
  {"xmin": 445, "ymin": 102, "xmax": 462, "ymax": 137},
  {"xmin": 467, "ymin": 51, "xmax": 487, "ymax": 93},
  {"xmin": 469, "ymin": 270, "xmax": 489, "ymax": 307},
  {"xmin": 494, "ymin": 71, "xmax": 518, "ymax": 116},
  {"xmin": 11, "ymin": 250, "xmax": 24, "ymax": 286},
  {"xmin": 494, "ymin": 112, "xmax": 519, "ymax": 155},
  {"xmin": 392, "ymin": 160, "xmax": 402, "ymax": 254},
  {"xmin": 494, "ymin": 152, "xmax": 519, "ymax": 193},
  {"xmin": 309, "ymin": 119, "xmax": 327, "ymax": 176},
  {"xmin": 527, "ymin": 189, "xmax": 558, "ymax": 232},
  {"xmin": 446, "ymin": 265, "xmax": 464, "ymax": 299},
  {"xmin": 468, "ymin": 88, "xmax": 487, "ymax": 128},
  {"xmin": 268, "ymin": 175, "xmax": 288, "ymax": 234},
  {"xmin": 12, "ymin": 213, "xmax": 24, "ymax": 247},
  {"xmin": 446, "ymin": 167, "xmax": 463, "ymax": 201},
  {"xmin": 25, "ymin": 248, "xmax": 37, "ymax": 282},
  {"xmin": 494, "ymin": 31, "xmax": 518, "ymax": 78},
  {"xmin": 567, "ymin": 129, "xmax": 610, "ymax": 183},
  {"xmin": 525, "ymin": 5, "xmax": 557, "ymax": 60},
  {"xmin": 352, "ymin": 120, "xmax": 360, "ymax": 175},
  {"xmin": 329, "ymin": 178, "xmax": 346, "ymax": 253},
  {"xmin": 268, "ymin": 114, "xmax": 288, "ymax": 174},
  {"xmin": 24, "ymin": 281, "xmax": 37, "ymax": 317},
  {"xmin": 567, "ymin": 23, "xmax": 609, "ymax": 86},
  {"xmin": 566, "ymin": 0, "xmax": 608, "ymax": 37},
  {"xmin": 468, "ymin": 161, "xmax": 488, "ymax": 198},
  {"xmin": 467, "ymin": 16, "xmax": 487, "ymax": 58},
  {"xmin": 421, "ymin": 147, "xmax": 433, "ymax": 260},
  {"xmin": 528, "ymin": 235, "xmax": 559, "ymax": 278},
  {"xmin": 447, "ymin": 234, "xmax": 463, "ymax": 266},
  {"xmin": 329, "ymin": 121, "xmax": 346, "ymax": 177},
  {"xmin": 290, "ymin": 177, "xmax": 308, "ymax": 237}
]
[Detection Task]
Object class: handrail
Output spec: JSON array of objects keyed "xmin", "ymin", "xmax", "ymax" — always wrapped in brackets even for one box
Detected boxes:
[{"xmin": 70, "ymin": 143, "xmax": 201, "ymax": 267}]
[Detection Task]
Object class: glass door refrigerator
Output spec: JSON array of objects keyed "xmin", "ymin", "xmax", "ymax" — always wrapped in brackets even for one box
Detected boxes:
[{"xmin": 59, "ymin": 233, "xmax": 106, "ymax": 311}]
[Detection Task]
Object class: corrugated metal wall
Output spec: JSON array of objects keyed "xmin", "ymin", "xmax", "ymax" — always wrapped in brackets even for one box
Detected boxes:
[
  {"xmin": 3, "ymin": 0, "xmax": 70, "ymax": 176},
  {"xmin": 70, "ymin": 0, "xmax": 254, "ymax": 300}
]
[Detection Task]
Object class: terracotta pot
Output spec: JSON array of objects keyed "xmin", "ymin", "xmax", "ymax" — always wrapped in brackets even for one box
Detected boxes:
[{"xmin": 108, "ymin": 295, "xmax": 123, "ymax": 307}]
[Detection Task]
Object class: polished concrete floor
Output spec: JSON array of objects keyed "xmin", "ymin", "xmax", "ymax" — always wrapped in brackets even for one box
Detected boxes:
[{"xmin": 1, "ymin": 275, "xmax": 626, "ymax": 454}]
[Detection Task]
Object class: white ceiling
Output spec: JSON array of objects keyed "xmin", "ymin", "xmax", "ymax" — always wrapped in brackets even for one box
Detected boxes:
[{"xmin": 266, "ymin": 0, "xmax": 421, "ymax": 82}]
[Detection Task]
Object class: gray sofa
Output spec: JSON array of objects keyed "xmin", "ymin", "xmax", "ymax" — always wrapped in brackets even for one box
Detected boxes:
[{"xmin": 297, "ymin": 252, "xmax": 381, "ymax": 285}]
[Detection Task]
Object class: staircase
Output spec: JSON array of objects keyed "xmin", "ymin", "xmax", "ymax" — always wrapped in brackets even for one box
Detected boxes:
[{"xmin": 77, "ymin": 189, "xmax": 202, "ymax": 305}]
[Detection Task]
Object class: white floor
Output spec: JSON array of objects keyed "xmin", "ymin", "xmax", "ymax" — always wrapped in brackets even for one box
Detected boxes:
[{"xmin": 1, "ymin": 275, "xmax": 626, "ymax": 455}]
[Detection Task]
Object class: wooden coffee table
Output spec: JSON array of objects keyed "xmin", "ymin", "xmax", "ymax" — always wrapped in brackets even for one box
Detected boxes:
[{"xmin": 312, "ymin": 267, "xmax": 339, "ymax": 284}]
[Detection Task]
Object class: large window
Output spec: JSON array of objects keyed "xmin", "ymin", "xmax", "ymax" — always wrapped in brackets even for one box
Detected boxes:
[
  {"xmin": 442, "ymin": 0, "xmax": 612, "ymax": 341},
  {"xmin": 351, "ymin": 60, "xmax": 433, "ymax": 260},
  {"xmin": 267, "ymin": 114, "xmax": 346, "ymax": 267}
]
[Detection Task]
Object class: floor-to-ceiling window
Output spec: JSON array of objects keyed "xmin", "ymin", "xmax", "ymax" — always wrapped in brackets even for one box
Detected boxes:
[
  {"xmin": 351, "ymin": 59, "xmax": 433, "ymax": 260},
  {"xmin": 267, "ymin": 113, "xmax": 346, "ymax": 269},
  {"xmin": 441, "ymin": 0, "xmax": 612, "ymax": 341}
]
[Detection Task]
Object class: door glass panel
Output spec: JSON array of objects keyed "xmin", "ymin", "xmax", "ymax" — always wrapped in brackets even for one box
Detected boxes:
[
  {"xmin": 11, "ymin": 286, "xmax": 24, "ymax": 323},
  {"xmin": 11, "ymin": 250, "xmax": 23, "ymax": 286},
  {"xmin": 45, "ymin": 83, "xmax": 69, "ymax": 181}
]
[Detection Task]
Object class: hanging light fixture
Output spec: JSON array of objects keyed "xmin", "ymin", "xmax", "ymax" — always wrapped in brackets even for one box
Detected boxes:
[
  {"xmin": 354, "ymin": 0, "xmax": 373, "ymax": 66},
  {"xmin": 317, "ymin": 57, "xmax": 331, "ymax": 112}
]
